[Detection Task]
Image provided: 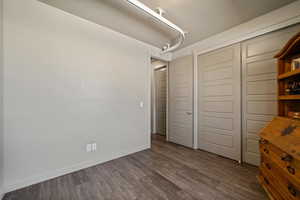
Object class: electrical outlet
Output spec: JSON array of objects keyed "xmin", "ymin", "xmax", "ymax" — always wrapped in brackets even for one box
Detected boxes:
[
  {"xmin": 86, "ymin": 144, "xmax": 92, "ymax": 152},
  {"xmin": 92, "ymin": 143, "xmax": 97, "ymax": 152}
]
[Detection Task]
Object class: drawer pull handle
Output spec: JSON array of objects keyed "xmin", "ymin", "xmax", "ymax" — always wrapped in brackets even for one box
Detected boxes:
[
  {"xmin": 259, "ymin": 139, "xmax": 268, "ymax": 144},
  {"xmin": 288, "ymin": 185, "xmax": 298, "ymax": 197},
  {"xmin": 265, "ymin": 163, "xmax": 271, "ymax": 170},
  {"xmin": 281, "ymin": 154, "xmax": 293, "ymax": 162},
  {"xmin": 287, "ymin": 166, "xmax": 296, "ymax": 175},
  {"xmin": 264, "ymin": 177, "xmax": 269, "ymax": 185},
  {"xmin": 263, "ymin": 149, "xmax": 269, "ymax": 154}
]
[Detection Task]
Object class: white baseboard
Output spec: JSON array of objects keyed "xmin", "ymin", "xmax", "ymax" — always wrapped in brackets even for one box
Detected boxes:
[{"xmin": 4, "ymin": 145, "xmax": 150, "ymax": 194}]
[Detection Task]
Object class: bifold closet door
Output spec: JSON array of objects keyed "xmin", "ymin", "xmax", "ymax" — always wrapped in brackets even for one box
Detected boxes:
[
  {"xmin": 242, "ymin": 25, "xmax": 300, "ymax": 166},
  {"xmin": 169, "ymin": 55, "xmax": 194, "ymax": 148},
  {"xmin": 197, "ymin": 44, "xmax": 241, "ymax": 162}
]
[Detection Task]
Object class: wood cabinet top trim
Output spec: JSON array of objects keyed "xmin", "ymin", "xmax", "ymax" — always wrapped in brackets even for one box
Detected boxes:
[{"xmin": 275, "ymin": 32, "xmax": 300, "ymax": 59}]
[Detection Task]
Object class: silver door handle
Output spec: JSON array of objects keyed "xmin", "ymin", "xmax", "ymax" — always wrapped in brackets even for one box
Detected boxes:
[{"xmin": 186, "ymin": 112, "xmax": 193, "ymax": 115}]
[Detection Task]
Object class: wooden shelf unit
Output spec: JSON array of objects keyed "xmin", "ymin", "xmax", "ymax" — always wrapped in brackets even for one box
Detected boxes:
[
  {"xmin": 258, "ymin": 32, "xmax": 300, "ymax": 200},
  {"xmin": 278, "ymin": 95, "xmax": 300, "ymax": 100},
  {"xmin": 278, "ymin": 68, "xmax": 300, "ymax": 80},
  {"xmin": 275, "ymin": 32, "xmax": 300, "ymax": 117}
]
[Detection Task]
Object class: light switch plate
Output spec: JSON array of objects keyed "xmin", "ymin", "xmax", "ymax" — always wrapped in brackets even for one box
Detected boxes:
[
  {"xmin": 86, "ymin": 144, "xmax": 92, "ymax": 152},
  {"xmin": 92, "ymin": 143, "xmax": 97, "ymax": 152}
]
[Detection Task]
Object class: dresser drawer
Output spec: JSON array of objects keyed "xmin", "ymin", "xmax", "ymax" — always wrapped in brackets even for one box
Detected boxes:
[
  {"xmin": 258, "ymin": 173, "xmax": 284, "ymax": 200},
  {"xmin": 260, "ymin": 139, "xmax": 300, "ymax": 188},
  {"xmin": 261, "ymin": 155, "xmax": 300, "ymax": 200}
]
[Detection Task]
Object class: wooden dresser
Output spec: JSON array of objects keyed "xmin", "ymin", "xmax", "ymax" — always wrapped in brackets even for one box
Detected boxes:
[
  {"xmin": 259, "ymin": 117, "xmax": 300, "ymax": 199},
  {"xmin": 258, "ymin": 32, "xmax": 300, "ymax": 199}
]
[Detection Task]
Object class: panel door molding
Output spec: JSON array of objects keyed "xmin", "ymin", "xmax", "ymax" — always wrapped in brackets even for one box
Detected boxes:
[
  {"xmin": 197, "ymin": 44, "xmax": 242, "ymax": 162},
  {"xmin": 242, "ymin": 24, "xmax": 300, "ymax": 166}
]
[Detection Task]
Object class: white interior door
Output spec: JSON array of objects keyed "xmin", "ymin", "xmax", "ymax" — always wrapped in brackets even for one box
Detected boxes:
[
  {"xmin": 155, "ymin": 68, "xmax": 167, "ymax": 135},
  {"xmin": 242, "ymin": 24, "xmax": 300, "ymax": 166},
  {"xmin": 168, "ymin": 55, "xmax": 193, "ymax": 148},
  {"xmin": 197, "ymin": 44, "xmax": 241, "ymax": 162}
]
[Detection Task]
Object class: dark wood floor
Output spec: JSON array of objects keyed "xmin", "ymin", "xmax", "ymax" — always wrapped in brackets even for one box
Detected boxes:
[{"xmin": 4, "ymin": 135, "xmax": 267, "ymax": 200}]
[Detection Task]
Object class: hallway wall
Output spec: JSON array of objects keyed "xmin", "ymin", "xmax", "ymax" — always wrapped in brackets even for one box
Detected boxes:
[
  {"xmin": 154, "ymin": 68, "xmax": 167, "ymax": 135},
  {"xmin": 151, "ymin": 60, "xmax": 167, "ymax": 134}
]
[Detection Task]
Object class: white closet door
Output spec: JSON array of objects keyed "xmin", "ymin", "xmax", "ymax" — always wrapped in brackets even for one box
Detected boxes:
[
  {"xmin": 169, "ymin": 55, "xmax": 194, "ymax": 148},
  {"xmin": 198, "ymin": 44, "xmax": 241, "ymax": 161},
  {"xmin": 242, "ymin": 24, "xmax": 300, "ymax": 166},
  {"xmin": 155, "ymin": 68, "xmax": 167, "ymax": 135}
]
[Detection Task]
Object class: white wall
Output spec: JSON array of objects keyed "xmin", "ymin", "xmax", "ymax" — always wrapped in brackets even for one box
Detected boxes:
[
  {"xmin": 0, "ymin": 0, "xmax": 3, "ymax": 198},
  {"xmin": 2, "ymin": 0, "xmax": 169, "ymax": 193},
  {"xmin": 173, "ymin": 0, "xmax": 300, "ymax": 59}
]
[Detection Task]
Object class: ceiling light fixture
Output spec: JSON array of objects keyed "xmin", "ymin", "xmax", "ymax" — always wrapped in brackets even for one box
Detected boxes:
[{"xmin": 125, "ymin": 0, "xmax": 186, "ymax": 53}]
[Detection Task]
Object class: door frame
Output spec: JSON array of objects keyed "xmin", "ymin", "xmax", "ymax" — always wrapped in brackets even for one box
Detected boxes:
[
  {"xmin": 150, "ymin": 55, "xmax": 196, "ymax": 148},
  {"xmin": 150, "ymin": 57, "xmax": 169, "ymax": 141},
  {"xmin": 193, "ymin": 52, "xmax": 198, "ymax": 149}
]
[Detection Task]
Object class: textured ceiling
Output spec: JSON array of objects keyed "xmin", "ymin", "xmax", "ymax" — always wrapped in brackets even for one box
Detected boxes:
[{"xmin": 39, "ymin": 0, "xmax": 297, "ymax": 49}]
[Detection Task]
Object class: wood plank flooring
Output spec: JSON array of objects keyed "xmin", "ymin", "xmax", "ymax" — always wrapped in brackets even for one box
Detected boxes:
[{"xmin": 4, "ymin": 135, "xmax": 267, "ymax": 200}]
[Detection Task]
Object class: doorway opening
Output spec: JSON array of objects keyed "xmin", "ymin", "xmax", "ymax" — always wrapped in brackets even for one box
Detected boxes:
[{"xmin": 151, "ymin": 58, "xmax": 168, "ymax": 142}]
